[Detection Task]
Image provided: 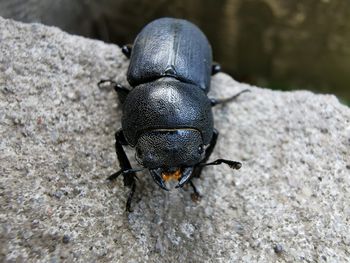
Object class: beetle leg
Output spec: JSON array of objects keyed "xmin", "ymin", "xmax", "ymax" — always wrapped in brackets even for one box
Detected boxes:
[
  {"xmin": 98, "ymin": 80, "xmax": 130, "ymax": 104},
  {"xmin": 189, "ymin": 180, "xmax": 201, "ymax": 202},
  {"xmin": 113, "ymin": 129, "xmax": 134, "ymax": 185},
  {"xmin": 199, "ymin": 159, "xmax": 242, "ymax": 169},
  {"xmin": 126, "ymin": 181, "xmax": 136, "ymax": 212},
  {"xmin": 121, "ymin": 44, "xmax": 133, "ymax": 58},
  {"xmin": 107, "ymin": 167, "xmax": 144, "ymax": 181},
  {"xmin": 212, "ymin": 62, "xmax": 221, "ymax": 75},
  {"xmin": 192, "ymin": 129, "xmax": 219, "ymax": 178},
  {"xmin": 210, "ymin": 89, "xmax": 250, "ymax": 107},
  {"xmin": 111, "ymin": 129, "xmax": 138, "ymax": 211},
  {"xmin": 113, "ymin": 83, "xmax": 130, "ymax": 104}
]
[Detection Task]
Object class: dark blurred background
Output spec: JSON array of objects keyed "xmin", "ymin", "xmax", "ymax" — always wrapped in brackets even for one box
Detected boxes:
[{"xmin": 1, "ymin": 0, "xmax": 349, "ymax": 104}]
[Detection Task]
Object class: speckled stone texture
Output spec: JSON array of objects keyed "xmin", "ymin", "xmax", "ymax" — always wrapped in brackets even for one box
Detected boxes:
[{"xmin": 0, "ymin": 17, "xmax": 349, "ymax": 263}]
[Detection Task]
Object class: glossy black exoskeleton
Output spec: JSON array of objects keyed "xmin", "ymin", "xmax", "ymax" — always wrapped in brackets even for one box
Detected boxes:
[{"xmin": 98, "ymin": 18, "xmax": 248, "ymax": 211}]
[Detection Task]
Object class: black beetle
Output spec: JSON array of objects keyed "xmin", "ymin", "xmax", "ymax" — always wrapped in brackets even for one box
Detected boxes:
[{"xmin": 99, "ymin": 18, "xmax": 248, "ymax": 211}]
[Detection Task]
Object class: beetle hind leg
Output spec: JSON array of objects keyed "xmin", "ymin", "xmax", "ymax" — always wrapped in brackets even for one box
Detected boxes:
[{"xmin": 121, "ymin": 44, "xmax": 133, "ymax": 58}]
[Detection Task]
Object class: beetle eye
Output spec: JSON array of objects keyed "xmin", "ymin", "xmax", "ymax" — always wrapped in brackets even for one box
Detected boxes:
[{"xmin": 198, "ymin": 145, "xmax": 204, "ymax": 154}]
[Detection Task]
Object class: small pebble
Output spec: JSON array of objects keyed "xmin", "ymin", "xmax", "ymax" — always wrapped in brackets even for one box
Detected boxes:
[
  {"xmin": 273, "ymin": 244, "xmax": 283, "ymax": 254},
  {"xmin": 62, "ymin": 235, "xmax": 70, "ymax": 244}
]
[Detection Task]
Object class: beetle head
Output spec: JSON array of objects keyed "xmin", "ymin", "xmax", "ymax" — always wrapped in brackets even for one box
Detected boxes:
[{"xmin": 135, "ymin": 129, "xmax": 205, "ymax": 189}]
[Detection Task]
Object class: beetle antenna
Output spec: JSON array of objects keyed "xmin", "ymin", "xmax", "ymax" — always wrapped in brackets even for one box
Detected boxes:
[
  {"xmin": 198, "ymin": 159, "xmax": 242, "ymax": 170},
  {"xmin": 107, "ymin": 167, "xmax": 145, "ymax": 181}
]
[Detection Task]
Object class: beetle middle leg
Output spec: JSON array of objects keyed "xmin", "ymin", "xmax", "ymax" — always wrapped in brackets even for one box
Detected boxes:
[
  {"xmin": 210, "ymin": 89, "xmax": 250, "ymax": 107},
  {"xmin": 109, "ymin": 129, "xmax": 138, "ymax": 211},
  {"xmin": 98, "ymin": 80, "xmax": 130, "ymax": 104}
]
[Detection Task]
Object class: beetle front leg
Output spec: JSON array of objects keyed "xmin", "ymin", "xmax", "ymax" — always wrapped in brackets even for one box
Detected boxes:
[
  {"xmin": 113, "ymin": 130, "xmax": 134, "ymax": 185},
  {"xmin": 110, "ymin": 129, "xmax": 137, "ymax": 211},
  {"xmin": 189, "ymin": 180, "xmax": 201, "ymax": 202},
  {"xmin": 126, "ymin": 181, "xmax": 136, "ymax": 212},
  {"xmin": 192, "ymin": 129, "xmax": 219, "ymax": 178},
  {"xmin": 193, "ymin": 129, "xmax": 242, "ymax": 178}
]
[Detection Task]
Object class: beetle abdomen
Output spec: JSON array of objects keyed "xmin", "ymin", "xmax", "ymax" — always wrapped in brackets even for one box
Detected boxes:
[
  {"xmin": 122, "ymin": 79, "xmax": 213, "ymax": 146},
  {"xmin": 127, "ymin": 17, "xmax": 213, "ymax": 92}
]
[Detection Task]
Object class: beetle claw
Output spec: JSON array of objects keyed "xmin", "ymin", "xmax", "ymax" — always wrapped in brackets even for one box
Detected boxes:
[{"xmin": 229, "ymin": 161, "xmax": 242, "ymax": 170}]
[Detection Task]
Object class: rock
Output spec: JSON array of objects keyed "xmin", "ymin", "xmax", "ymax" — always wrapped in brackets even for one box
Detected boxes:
[{"xmin": 0, "ymin": 17, "xmax": 349, "ymax": 262}]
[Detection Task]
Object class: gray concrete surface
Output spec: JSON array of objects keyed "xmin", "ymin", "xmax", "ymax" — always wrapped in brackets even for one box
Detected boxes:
[{"xmin": 0, "ymin": 17, "xmax": 349, "ymax": 262}]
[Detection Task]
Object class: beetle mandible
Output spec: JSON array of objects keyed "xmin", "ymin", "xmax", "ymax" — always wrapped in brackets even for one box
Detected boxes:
[{"xmin": 99, "ymin": 18, "xmax": 248, "ymax": 211}]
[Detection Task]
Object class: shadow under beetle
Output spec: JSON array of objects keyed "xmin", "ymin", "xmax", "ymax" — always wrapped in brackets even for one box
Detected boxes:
[{"xmin": 99, "ymin": 18, "xmax": 249, "ymax": 211}]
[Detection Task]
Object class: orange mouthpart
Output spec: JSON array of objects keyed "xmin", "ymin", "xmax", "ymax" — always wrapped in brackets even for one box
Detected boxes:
[{"xmin": 161, "ymin": 169, "xmax": 182, "ymax": 182}]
